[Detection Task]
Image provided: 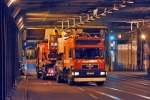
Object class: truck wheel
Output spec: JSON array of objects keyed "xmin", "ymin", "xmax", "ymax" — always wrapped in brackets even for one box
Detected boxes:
[
  {"xmin": 56, "ymin": 74, "xmax": 62, "ymax": 83},
  {"xmin": 96, "ymin": 81, "xmax": 104, "ymax": 86},
  {"xmin": 37, "ymin": 73, "xmax": 40, "ymax": 78},
  {"xmin": 67, "ymin": 76, "xmax": 74, "ymax": 86}
]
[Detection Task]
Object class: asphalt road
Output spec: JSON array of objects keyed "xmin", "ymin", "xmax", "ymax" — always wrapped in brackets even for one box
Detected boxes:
[
  {"xmin": 25, "ymin": 73, "xmax": 150, "ymax": 100},
  {"xmin": 24, "ymin": 59, "xmax": 150, "ymax": 100}
]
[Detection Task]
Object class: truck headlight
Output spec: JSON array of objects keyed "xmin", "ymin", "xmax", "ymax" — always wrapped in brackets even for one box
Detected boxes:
[
  {"xmin": 74, "ymin": 72, "xmax": 79, "ymax": 75},
  {"xmin": 100, "ymin": 72, "xmax": 105, "ymax": 75},
  {"xmin": 71, "ymin": 72, "xmax": 74, "ymax": 75}
]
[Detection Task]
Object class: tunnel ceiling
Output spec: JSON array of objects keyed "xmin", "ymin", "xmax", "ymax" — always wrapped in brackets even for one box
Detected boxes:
[{"xmin": 10, "ymin": 0, "xmax": 150, "ymax": 29}]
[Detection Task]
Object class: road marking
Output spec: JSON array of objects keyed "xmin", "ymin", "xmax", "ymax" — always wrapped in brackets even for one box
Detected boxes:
[
  {"xmin": 89, "ymin": 93, "xmax": 98, "ymax": 99},
  {"xmin": 87, "ymin": 88, "xmax": 123, "ymax": 100},
  {"xmin": 107, "ymin": 80, "xmax": 150, "ymax": 94},
  {"xmin": 105, "ymin": 87, "xmax": 150, "ymax": 100},
  {"xmin": 43, "ymin": 83, "xmax": 47, "ymax": 85},
  {"xmin": 78, "ymin": 87, "xmax": 84, "ymax": 91},
  {"xmin": 48, "ymin": 81, "xmax": 51, "ymax": 84}
]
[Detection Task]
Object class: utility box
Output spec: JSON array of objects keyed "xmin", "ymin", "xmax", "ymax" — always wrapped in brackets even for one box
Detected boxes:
[{"xmin": 58, "ymin": 38, "xmax": 64, "ymax": 53}]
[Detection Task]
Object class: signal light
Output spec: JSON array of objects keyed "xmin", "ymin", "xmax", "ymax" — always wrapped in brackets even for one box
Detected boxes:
[
  {"xmin": 110, "ymin": 36, "xmax": 114, "ymax": 40},
  {"xmin": 111, "ymin": 50, "xmax": 114, "ymax": 54}
]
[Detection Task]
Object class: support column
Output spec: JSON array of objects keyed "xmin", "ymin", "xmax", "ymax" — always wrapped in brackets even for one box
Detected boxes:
[
  {"xmin": 0, "ymin": 0, "xmax": 6, "ymax": 100},
  {"xmin": 18, "ymin": 30, "xmax": 23, "ymax": 62}
]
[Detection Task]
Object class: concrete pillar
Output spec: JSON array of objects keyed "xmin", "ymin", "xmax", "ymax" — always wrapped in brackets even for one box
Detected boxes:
[
  {"xmin": 132, "ymin": 31, "xmax": 137, "ymax": 70},
  {"xmin": 140, "ymin": 27, "xmax": 150, "ymax": 76},
  {"xmin": 18, "ymin": 30, "xmax": 23, "ymax": 62},
  {"xmin": 0, "ymin": 1, "xmax": 6, "ymax": 99}
]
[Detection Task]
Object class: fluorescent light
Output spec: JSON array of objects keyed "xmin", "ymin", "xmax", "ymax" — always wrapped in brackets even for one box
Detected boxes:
[
  {"xmin": 120, "ymin": 4, "xmax": 126, "ymax": 7},
  {"xmin": 128, "ymin": 1, "xmax": 134, "ymax": 3},
  {"xmin": 7, "ymin": 0, "xmax": 15, "ymax": 7}
]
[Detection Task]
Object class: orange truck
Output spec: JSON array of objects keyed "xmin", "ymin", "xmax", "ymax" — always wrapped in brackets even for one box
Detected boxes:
[
  {"xmin": 36, "ymin": 35, "xmax": 60, "ymax": 80},
  {"xmin": 54, "ymin": 32, "xmax": 107, "ymax": 85}
]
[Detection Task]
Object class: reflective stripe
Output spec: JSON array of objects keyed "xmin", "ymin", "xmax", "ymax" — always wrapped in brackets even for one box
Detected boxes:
[{"xmin": 74, "ymin": 77, "xmax": 106, "ymax": 82}]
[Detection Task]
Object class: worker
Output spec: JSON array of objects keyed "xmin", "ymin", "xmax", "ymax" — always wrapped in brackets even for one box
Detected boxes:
[
  {"xmin": 61, "ymin": 28, "xmax": 65, "ymax": 38},
  {"xmin": 62, "ymin": 27, "xmax": 68, "ymax": 37},
  {"xmin": 53, "ymin": 26, "xmax": 59, "ymax": 35}
]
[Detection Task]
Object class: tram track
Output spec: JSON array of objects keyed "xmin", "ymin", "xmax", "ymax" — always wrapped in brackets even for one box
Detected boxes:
[{"xmin": 107, "ymin": 74, "xmax": 150, "ymax": 87}]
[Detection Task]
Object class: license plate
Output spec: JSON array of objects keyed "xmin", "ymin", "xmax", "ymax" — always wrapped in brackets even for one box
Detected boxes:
[{"xmin": 87, "ymin": 72, "xmax": 94, "ymax": 75}]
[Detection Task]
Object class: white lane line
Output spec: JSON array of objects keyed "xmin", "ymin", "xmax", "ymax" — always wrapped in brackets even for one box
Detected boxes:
[
  {"xmin": 87, "ymin": 88, "xmax": 123, "ymax": 100},
  {"xmin": 78, "ymin": 87, "xmax": 84, "ymax": 91},
  {"xmin": 43, "ymin": 83, "xmax": 47, "ymax": 85},
  {"xmin": 105, "ymin": 87, "xmax": 150, "ymax": 100},
  {"xmin": 48, "ymin": 81, "xmax": 51, "ymax": 84},
  {"xmin": 107, "ymin": 80, "xmax": 150, "ymax": 94},
  {"xmin": 89, "ymin": 93, "xmax": 98, "ymax": 99}
]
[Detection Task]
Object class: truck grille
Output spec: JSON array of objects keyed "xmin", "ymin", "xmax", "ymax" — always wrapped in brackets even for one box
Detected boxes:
[{"xmin": 82, "ymin": 64, "xmax": 98, "ymax": 69}]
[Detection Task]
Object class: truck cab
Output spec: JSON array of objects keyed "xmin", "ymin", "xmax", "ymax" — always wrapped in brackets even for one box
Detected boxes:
[{"xmin": 55, "ymin": 33, "xmax": 107, "ymax": 85}]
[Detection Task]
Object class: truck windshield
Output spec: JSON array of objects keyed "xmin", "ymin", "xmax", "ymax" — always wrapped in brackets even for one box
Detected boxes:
[
  {"xmin": 76, "ymin": 40, "xmax": 101, "ymax": 45},
  {"xmin": 75, "ymin": 48, "xmax": 104, "ymax": 59}
]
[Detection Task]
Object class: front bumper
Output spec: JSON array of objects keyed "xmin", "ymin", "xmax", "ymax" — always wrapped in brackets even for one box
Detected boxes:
[
  {"xmin": 74, "ymin": 77, "xmax": 106, "ymax": 82},
  {"xmin": 71, "ymin": 70, "xmax": 107, "ymax": 82}
]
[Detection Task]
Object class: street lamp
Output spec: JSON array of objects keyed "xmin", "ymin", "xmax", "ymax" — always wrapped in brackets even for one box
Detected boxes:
[
  {"xmin": 141, "ymin": 34, "xmax": 146, "ymax": 39},
  {"xmin": 141, "ymin": 34, "xmax": 150, "ymax": 77}
]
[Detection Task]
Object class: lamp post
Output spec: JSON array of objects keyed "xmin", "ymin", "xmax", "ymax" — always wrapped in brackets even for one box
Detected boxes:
[{"xmin": 141, "ymin": 34, "xmax": 150, "ymax": 77}]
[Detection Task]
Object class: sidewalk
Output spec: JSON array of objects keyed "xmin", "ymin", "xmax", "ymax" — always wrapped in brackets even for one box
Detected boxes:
[{"xmin": 11, "ymin": 76, "xmax": 27, "ymax": 100}]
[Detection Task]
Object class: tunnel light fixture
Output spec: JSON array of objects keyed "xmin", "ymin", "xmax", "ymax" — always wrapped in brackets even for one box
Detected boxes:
[
  {"xmin": 12, "ymin": 7, "xmax": 21, "ymax": 18},
  {"xmin": 7, "ymin": 0, "xmax": 15, "ymax": 7},
  {"xmin": 119, "ymin": 4, "xmax": 126, "ymax": 7},
  {"xmin": 20, "ymin": 24, "xmax": 24, "ymax": 29},
  {"xmin": 127, "ymin": 1, "xmax": 134, "ymax": 3},
  {"xmin": 17, "ymin": 17, "xmax": 23, "ymax": 25}
]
